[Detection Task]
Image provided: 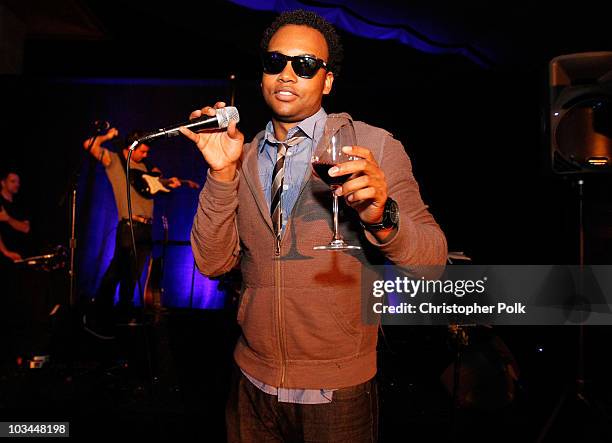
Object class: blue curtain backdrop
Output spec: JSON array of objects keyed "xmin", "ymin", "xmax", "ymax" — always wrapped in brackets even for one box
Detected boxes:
[{"xmin": 228, "ymin": 0, "xmax": 495, "ymax": 67}]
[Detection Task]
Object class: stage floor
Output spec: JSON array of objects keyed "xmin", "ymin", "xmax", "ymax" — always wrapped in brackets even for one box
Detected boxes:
[{"xmin": 1, "ymin": 308, "xmax": 611, "ymax": 442}]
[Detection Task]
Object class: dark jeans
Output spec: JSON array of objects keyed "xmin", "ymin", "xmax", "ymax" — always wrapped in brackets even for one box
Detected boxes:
[
  {"xmin": 94, "ymin": 219, "xmax": 152, "ymax": 316},
  {"xmin": 226, "ymin": 367, "xmax": 379, "ymax": 442}
]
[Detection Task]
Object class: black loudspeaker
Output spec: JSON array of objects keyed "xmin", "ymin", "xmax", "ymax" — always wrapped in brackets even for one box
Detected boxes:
[{"xmin": 549, "ymin": 52, "xmax": 612, "ymax": 174}]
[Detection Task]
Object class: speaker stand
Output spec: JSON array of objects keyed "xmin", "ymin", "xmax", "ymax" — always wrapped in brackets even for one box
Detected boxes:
[{"xmin": 536, "ymin": 178, "xmax": 611, "ymax": 442}]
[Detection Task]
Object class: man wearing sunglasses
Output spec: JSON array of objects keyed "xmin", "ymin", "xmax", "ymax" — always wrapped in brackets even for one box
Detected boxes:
[{"xmin": 183, "ymin": 9, "xmax": 447, "ymax": 442}]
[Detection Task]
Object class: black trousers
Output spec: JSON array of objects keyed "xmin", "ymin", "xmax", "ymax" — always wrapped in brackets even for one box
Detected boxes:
[{"xmin": 94, "ymin": 219, "xmax": 152, "ymax": 314}]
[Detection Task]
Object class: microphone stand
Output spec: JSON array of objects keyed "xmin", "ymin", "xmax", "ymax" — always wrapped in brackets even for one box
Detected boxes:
[
  {"xmin": 229, "ymin": 73, "xmax": 237, "ymax": 106},
  {"xmin": 125, "ymin": 140, "xmax": 158, "ymax": 392},
  {"xmin": 63, "ymin": 134, "xmax": 99, "ymax": 307},
  {"xmin": 68, "ymin": 187, "xmax": 77, "ymax": 307}
]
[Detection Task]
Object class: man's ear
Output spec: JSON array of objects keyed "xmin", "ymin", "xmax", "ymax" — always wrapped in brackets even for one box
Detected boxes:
[{"xmin": 323, "ymin": 71, "xmax": 334, "ymax": 95}]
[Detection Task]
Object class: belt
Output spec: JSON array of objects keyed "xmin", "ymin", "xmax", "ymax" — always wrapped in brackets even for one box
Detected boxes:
[{"xmin": 121, "ymin": 215, "xmax": 153, "ymax": 225}]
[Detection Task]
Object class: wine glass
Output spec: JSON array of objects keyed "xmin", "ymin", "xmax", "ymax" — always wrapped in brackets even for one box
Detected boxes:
[{"xmin": 311, "ymin": 116, "xmax": 361, "ymax": 251}]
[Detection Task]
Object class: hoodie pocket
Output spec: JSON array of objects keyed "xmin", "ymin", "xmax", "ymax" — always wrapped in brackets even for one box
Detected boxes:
[
  {"xmin": 238, "ymin": 287, "xmax": 278, "ymax": 360},
  {"xmin": 283, "ymin": 289, "xmax": 362, "ymax": 361}
]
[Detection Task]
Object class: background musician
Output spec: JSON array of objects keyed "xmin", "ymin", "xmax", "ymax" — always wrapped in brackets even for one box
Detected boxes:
[{"xmin": 81, "ymin": 128, "xmax": 181, "ymax": 339}]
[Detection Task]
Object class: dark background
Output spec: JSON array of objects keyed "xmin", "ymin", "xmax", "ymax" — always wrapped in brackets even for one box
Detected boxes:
[
  {"xmin": 1, "ymin": 1, "xmax": 612, "ymax": 441},
  {"xmin": 2, "ymin": 0, "xmax": 612, "ymax": 266}
]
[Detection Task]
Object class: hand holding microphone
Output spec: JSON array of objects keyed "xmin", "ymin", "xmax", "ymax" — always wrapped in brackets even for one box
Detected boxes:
[{"xmin": 179, "ymin": 102, "xmax": 244, "ymax": 182}]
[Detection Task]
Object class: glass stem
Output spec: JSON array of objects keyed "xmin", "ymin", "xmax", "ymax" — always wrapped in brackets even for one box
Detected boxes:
[{"xmin": 332, "ymin": 189, "xmax": 342, "ymax": 242}]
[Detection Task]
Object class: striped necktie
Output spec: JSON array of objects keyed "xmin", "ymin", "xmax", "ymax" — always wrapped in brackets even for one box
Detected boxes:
[{"xmin": 270, "ymin": 134, "xmax": 307, "ymax": 245}]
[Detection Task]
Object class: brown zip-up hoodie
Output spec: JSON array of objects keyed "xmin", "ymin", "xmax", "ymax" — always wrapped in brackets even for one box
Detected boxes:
[{"xmin": 191, "ymin": 113, "xmax": 447, "ymax": 389}]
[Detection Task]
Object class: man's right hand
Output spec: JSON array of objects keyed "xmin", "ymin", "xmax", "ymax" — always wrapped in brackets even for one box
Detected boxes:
[
  {"xmin": 179, "ymin": 102, "xmax": 244, "ymax": 182},
  {"xmin": 83, "ymin": 127, "xmax": 119, "ymax": 150}
]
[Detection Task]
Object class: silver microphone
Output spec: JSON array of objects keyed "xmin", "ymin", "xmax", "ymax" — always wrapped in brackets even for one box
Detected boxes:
[{"xmin": 138, "ymin": 106, "xmax": 240, "ymax": 143}]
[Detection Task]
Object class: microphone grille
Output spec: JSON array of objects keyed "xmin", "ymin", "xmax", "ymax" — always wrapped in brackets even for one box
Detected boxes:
[{"xmin": 217, "ymin": 106, "xmax": 240, "ymax": 128}]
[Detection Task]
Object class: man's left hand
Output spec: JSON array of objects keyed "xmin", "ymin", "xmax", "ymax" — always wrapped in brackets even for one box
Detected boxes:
[
  {"xmin": 0, "ymin": 207, "xmax": 9, "ymax": 223},
  {"xmin": 329, "ymin": 145, "xmax": 387, "ymax": 224},
  {"xmin": 167, "ymin": 177, "xmax": 182, "ymax": 188}
]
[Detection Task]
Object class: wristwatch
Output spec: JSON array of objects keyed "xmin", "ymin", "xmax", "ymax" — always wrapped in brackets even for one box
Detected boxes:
[{"xmin": 360, "ymin": 197, "xmax": 399, "ymax": 231}]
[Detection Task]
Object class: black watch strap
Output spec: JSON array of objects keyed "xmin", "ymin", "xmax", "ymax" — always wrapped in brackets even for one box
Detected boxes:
[{"xmin": 360, "ymin": 197, "xmax": 399, "ymax": 231}]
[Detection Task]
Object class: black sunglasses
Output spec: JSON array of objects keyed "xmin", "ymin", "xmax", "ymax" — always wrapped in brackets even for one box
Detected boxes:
[{"xmin": 261, "ymin": 51, "xmax": 328, "ymax": 79}]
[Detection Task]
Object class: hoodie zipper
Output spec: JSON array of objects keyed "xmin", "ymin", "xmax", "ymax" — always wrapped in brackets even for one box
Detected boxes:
[
  {"xmin": 275, "ymin": 236, "xmax": 287, "ymax": 387},
  {"xmin": 274, "ymin": 138, "xmax": 318, "ymax": 388}
]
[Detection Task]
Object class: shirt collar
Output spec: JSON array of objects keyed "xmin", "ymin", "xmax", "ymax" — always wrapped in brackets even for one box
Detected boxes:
[{"xmin": 260, "ymin": 107, "xmax": 327, "ymax": 153}]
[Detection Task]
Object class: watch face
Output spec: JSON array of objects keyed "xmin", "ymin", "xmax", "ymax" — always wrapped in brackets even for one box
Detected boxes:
[{"xmin": 386, "ymin": 199, "xmax": 399, "ymax": 225}]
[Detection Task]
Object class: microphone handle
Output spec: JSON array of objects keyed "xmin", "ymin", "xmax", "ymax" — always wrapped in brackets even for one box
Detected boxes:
[
  {"xmin": 136, "ymin": 106, "xmax": 238, "ymax": 144},
  {"xmin": 175, "ymin": 114, "xmax": 220, "ymax": 136},
  {"xmin": 140, "ymin": 114, "xmax": 220, "ymax": 142}
]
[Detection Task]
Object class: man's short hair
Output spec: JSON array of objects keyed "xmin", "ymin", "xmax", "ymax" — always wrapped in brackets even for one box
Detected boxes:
[
  {"xmin": 260, "ymin": 9, "xmax": 344, "ymax": 77},
  {"xmin": 126, "ymin": 130, "xmax": 148, "ymax": 148},
  {"xmin": 0, "ymin": 169, "xmax": 19, "ymax": 182}
]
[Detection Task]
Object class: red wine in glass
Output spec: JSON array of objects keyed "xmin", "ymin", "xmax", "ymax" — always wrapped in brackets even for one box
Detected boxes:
[{"xmin": 311, "ymin": 162, "xmax": 350, "ymax": 187}]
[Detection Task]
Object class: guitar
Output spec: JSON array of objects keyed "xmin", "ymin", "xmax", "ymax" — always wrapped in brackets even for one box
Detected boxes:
[{"xmin": 130, "ymin": 170, "xmax": 200, "ymax": 199}]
